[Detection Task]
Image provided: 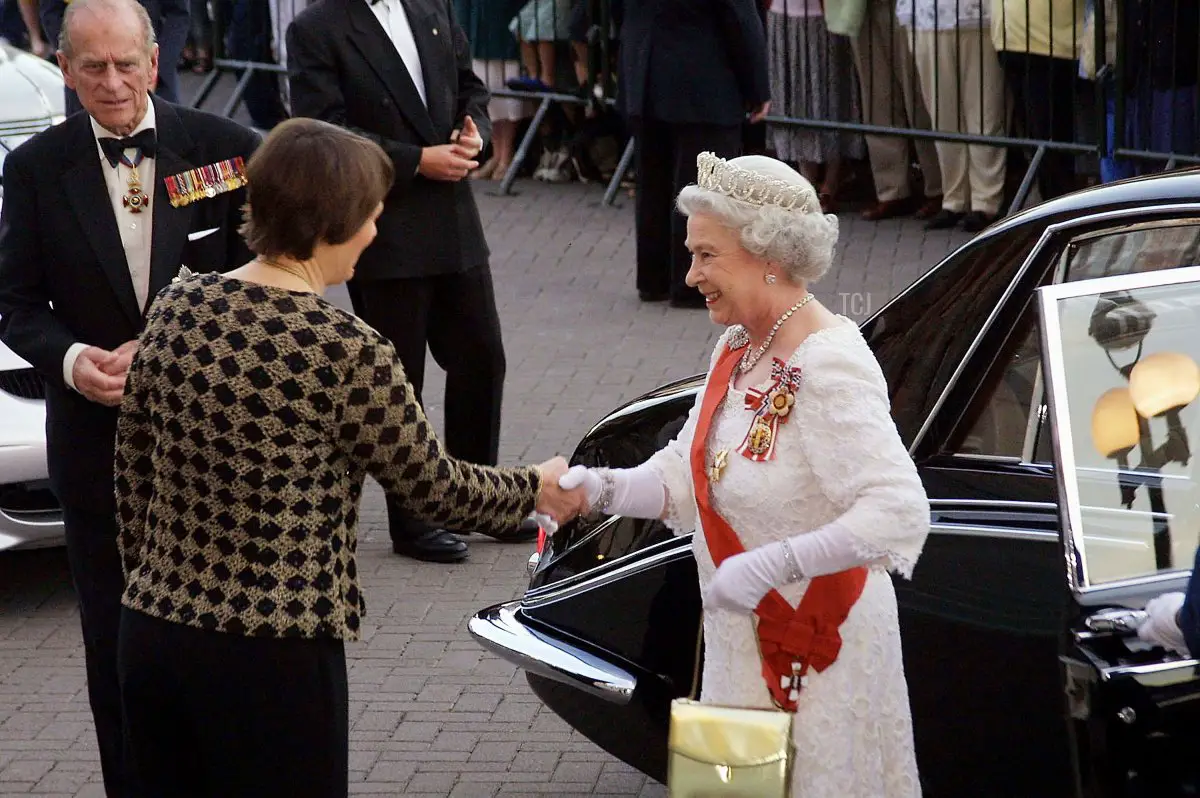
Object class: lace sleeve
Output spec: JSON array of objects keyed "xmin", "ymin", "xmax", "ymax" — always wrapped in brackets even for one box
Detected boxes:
[
  {"xmin": 642, "ymin": 329, "xmax": 734, "ymax": 535},
  {"xmin": 644, "ymin": 396, "xmax": 702, "ymax": 534},
  {"xmin": 792, "ymin": 334, "xmax": 930, "ymax": 578}
]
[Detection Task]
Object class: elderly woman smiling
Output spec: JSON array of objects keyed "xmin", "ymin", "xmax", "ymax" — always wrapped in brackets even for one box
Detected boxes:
[{"xmin": 561, "ymin": 153, "xmax": 931, "ymax": 795}]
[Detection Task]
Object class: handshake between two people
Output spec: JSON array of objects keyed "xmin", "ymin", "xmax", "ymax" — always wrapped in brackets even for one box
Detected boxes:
[
  {"xmin": 532, "ymin": 457, "xmax": 592, "ymax": 534},
  {"xmin": 418, "ymin": 115, "xmax": 485, "ymax": 182},
  {"xmin": 530, "ymin": 462, "xmax": 664, "ymax": 536}
]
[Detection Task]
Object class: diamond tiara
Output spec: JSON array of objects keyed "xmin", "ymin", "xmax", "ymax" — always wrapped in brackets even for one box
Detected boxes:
[{"xmin": 695, "ymin": 152, "xmax": 815, "ymax": 212}]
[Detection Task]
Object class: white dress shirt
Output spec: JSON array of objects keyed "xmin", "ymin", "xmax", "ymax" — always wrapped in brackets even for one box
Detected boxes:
[
  {"xmin": 62, "ymin": 98, "xmax": 157, "ymax": 391},
  {"xmin": 367, "ymin": 0, "xmax": 427, "ymax": 106}
]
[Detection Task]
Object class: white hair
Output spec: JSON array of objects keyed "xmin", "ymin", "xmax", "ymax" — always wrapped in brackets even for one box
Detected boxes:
[
  {"xmin": 676, "ymin": 156, "xmax": 839, "ymax": 284},
  {"xmin": 60, "ymin": 0, "xmax": 157, "ymax": 58}
]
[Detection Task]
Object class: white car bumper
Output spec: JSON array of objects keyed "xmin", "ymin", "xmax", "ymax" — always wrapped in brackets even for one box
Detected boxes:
[{"xmin": 0, "ymin": 369, "xmax": 63, "ymax": 552}]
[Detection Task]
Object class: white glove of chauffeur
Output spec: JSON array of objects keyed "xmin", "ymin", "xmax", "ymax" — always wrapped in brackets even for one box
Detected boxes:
[{"xmin": 1137, "ymin": 592, "xmax": 1190, "ymax": 656}]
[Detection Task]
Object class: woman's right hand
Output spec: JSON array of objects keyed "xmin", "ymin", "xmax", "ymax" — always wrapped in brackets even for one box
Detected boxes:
[
  {"xmin": 558, "ymin": 465, "xmax": 603, "ymax": 509},
  {"xmin": 536, "ymin": 457, "xmax": 589, "ymax": 526}
]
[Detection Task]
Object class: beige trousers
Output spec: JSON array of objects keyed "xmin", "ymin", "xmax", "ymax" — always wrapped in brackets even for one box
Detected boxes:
[
  {"xmin": 913, "ymin": 28, "xmax": 1008, "ymax": 215},
  {"xmin": 849, "ymin": 0, "xmax": 943, "ymax": 201}
]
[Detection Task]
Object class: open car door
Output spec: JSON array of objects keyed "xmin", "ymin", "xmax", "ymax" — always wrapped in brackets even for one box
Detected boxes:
[{"xmin": 1040, "ymin": 266, "xmax": 1200, "ymax": 797}]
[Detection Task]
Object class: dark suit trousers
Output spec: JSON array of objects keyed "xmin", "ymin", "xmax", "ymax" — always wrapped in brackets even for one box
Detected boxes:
[
  {"xmin": 632, "ymin": 118, "xmax": 742, "ymax": 300},
  {"xmin": 61, "ymin": 505, "xmax": 129, "ymax": 797},
  {"xmin": 347, "ymin": 266, "xmax": 506, "ymax": 541},
  {"xmin": 118, "ymin": 608, "xmax": 349, "ymax": 797},
  {"xmin": 999, "ymin": 52, "xmax": 1079, "ymax": 201}
]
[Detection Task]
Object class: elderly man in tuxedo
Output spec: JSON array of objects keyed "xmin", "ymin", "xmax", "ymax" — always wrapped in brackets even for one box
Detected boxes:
[
  {"xmin": 0, "ymin": 0, "xmax": 258, "ymax": 792},
  {"xmin": 287, "ymin": 0, "xmax": 533, "ymax": 563},
  {"xmin": 40, "ymin": 0, "xmax": 190, "ymax": 115}
]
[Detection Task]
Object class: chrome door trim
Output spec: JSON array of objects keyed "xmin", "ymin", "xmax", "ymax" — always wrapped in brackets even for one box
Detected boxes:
[
  {"xmin": 908, "ymin": 203, "xmax": 1200, "ymax": 459},
  {"xmin": 522, "ymin": 535, "xmax": 693, "ymax": 608},
  {"xmin": 468, "ymin": 600, "xmax": 637, "ymax": 704},
  {"xmin": 930, "ymin": 499, "xmax": 1057, "ymax": 511},
  {"xmin": 1100, "ymin": 657, "xmax": 1200, "ymax": 685},
  {"xmin": 929, "ymin": 523, "xmax": 1057, "ymax": 543}
]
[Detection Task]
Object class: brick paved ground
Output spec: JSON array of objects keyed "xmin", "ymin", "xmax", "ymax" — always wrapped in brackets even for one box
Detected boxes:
[{"xmin": 0, "ymin": 172, "xmax": 972, "ymax": 796}]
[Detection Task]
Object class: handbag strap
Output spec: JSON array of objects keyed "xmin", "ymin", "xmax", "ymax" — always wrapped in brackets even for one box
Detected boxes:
[{"xmin": 688, "ymin": 338, "xmax": 867, "ymax": 711}]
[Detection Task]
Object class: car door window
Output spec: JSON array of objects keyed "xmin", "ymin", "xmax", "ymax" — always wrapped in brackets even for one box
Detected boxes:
[
  {"xmin": 1042, "ymin": 270, "xmax": 1200, "ymax": 587},
  {"xmin": 948, "ymin": 220, "xmax": 1200, "ymax": 461}
]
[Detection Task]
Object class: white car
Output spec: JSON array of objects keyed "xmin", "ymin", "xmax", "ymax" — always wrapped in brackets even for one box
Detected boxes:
[{"xmin": 0, "ymin": 42, "xmax": 65, "ymax": 551}]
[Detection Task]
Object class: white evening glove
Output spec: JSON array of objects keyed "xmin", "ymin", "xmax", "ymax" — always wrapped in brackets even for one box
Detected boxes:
[
  {"xmin": 558, "ymin": 464, "xmax": 666, "ymax": 522},
  {"xmin": 704, "ymin": 524, "xmax": 877, "ymax": 614},
  {"xmin": 1138, "ymin": 592, "xmax": 1190, "ymax": 656}
]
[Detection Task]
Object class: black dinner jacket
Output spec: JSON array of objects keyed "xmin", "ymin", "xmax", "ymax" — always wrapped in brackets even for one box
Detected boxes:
[
  {"xmin": 611, "ymin": 0, "xmax": 769, "ymax": 127},
  {"xmin": 0, "ymin": 97, "xmax": 261, "ymax": 511},
  {"xmin": 287, "ymin": 0, "xmax": 493, "ymax": 280}
]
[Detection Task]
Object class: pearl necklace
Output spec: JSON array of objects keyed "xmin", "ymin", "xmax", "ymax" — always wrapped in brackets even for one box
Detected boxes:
[{"xmin": 737, "ymin": 293, "xmax": 815, "ymax": 374}]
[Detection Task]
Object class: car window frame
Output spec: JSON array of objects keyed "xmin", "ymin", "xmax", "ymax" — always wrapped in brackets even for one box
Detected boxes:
[
  {"xmin": 920, "ymin": 205, "xmax": 1200, "ymax": 469},
  {"xmin": 1039, "ymin": 263, "xmax": 1200, "ymax": 604}
]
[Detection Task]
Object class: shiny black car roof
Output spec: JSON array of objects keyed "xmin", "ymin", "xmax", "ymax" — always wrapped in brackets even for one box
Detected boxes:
[{"xmin": 977, "ymin": 167, "xmax": 1200, "ymax": 244}]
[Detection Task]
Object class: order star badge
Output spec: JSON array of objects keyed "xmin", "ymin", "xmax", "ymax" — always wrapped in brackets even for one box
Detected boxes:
[{"xmin": 709, "ymin": 449, "xmax": 730, "ymax": 483}]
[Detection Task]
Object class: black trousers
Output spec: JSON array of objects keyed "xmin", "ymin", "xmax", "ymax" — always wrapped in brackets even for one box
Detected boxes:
[
  {"xmin": 118, "ymin": 608, "xmax": 349, "ymax": 797},
  {"xmin": 346, "ymin": 265, "xmax": 506, "ymax": 542},
  {"xmin": 1000, "ymin": 52, "xmax": 1080, "ymax": 202},
  {"xmin": 632, "ymin": 118, "xmax": 742, "ymax": 300},
  {"xmin": 61, "ymin": 504, "xmax": 129, "ymax": 797}
]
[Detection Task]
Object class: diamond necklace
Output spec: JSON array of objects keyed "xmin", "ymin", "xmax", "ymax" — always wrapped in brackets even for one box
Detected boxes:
[{"xmin": 738, "ymin": 292, "xmax": 815, "ymax": 374}]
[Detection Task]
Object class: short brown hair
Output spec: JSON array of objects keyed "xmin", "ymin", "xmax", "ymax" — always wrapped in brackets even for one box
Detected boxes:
[{"xmin": 240, "ymin": 118, "xmax": 394, "ymax": 260}]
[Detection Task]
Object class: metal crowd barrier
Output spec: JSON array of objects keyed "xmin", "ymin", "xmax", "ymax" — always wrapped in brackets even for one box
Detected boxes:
[{"xmin": 184, "ymin": 0, "xmax": 1200, "ymax": 216}]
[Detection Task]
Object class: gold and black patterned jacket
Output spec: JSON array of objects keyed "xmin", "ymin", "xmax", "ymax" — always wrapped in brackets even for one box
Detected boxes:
[{"xmin": 114, "ymin": 274, "xmax": 540, "ymax": 640}]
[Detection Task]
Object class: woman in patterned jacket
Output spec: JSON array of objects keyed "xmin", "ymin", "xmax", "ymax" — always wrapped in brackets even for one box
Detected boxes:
[{"xmin": 112, "ymin": 117, "xmax": 585, "ymax": 797}]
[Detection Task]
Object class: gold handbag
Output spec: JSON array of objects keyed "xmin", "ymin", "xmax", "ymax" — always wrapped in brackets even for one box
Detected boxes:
[{"xmin": 667, "ymin": 624, "xmax": 794, "ymax": 798}]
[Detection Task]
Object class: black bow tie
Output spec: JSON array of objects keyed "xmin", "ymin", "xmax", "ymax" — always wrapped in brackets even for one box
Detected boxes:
[{"xmin": 99, "ymin": 128, "xmax": 157, "ymax": 168}]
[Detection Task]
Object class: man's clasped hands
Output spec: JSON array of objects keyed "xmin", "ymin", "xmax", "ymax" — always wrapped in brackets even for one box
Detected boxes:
[
  {"xmin": 73, "ymin": 341, "xmax": 139, "ymax": 407},
  {"xmin": 418, "ymin": 115, "xmax": 486, "ymax": 182}
]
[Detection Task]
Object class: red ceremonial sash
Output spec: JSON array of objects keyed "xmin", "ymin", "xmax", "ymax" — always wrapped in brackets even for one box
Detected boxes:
[{"xmin": 689, "ymin": 341, "xmax": 867, "ymax": 711}]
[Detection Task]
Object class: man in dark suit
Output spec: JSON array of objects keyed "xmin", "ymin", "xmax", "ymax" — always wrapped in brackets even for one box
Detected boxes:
[
  {"xmin": 0, "ymin": 0, "xmax": 259, "ymax": 792},
  {"xmin": 287, "ymin": 0, "xmax": 533, "ymax": 563},
  {"xmin": 41, "ymin": 0, "xmax": 190, "ymax": 115},
  {"xmin": 612, "ymin": 0, "xmax": 770, "ymax": 308}
]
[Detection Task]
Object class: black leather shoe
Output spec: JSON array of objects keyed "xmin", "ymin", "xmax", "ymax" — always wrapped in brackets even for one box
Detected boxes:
[
  {"xmin": 460, "ymin": 517, "xmax": 541, "ymax": 543},
  {"xmin": 924, "ymin": 209, "xmax": 965, "ymax": 230},
  {"xmin": 960, "ymin": 211, "xmax": 999, "ymax": 233},
  {"xmin": 392, "ymin": 528, "xmax": 469, "ymax": 562}
]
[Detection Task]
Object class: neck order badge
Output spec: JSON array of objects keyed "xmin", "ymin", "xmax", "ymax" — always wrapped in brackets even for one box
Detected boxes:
[
  {"xmin": 100, "ymin": 133, "xmax": 156, "ymax": 213},
  {"xmin": 122, "ymin": 151, "xmax": 149, "ymax": 213}
]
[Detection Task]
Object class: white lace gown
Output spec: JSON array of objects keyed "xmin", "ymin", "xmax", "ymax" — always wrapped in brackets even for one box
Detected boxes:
[{"xmin": 647, "ymin": 317, "xmax": 929, "ymax": 798}]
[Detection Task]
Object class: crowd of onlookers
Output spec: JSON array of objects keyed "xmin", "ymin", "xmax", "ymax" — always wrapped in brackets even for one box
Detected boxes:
[{"xmin": 3, "ymin": 0, "xmax": 1197, "ymax": 223}]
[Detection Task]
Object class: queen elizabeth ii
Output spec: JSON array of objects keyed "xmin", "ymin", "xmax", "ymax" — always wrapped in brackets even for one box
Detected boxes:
[{"xmin": 560, "ymin": 153, "xmax": 931, "ymax": 795}]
